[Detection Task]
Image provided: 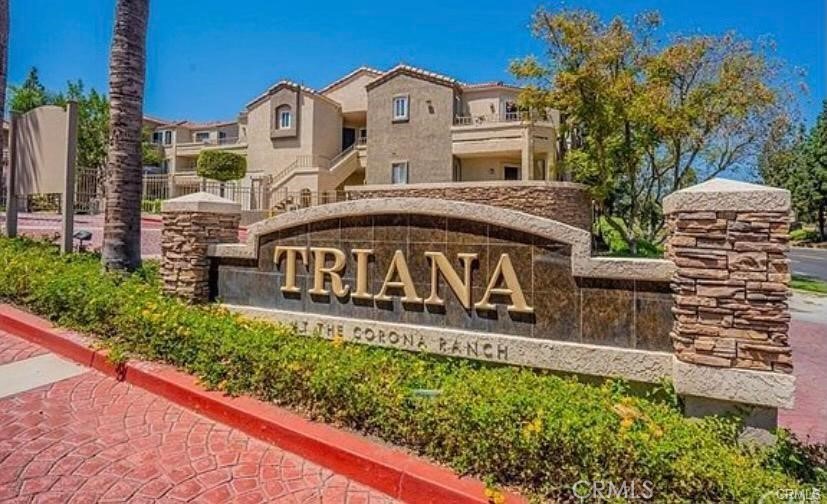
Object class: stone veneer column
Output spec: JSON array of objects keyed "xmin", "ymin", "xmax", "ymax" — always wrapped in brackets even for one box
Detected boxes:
[
  {"xmin": 161, "ymin": 192, "xmax": 241, "ymax": 303},
  {"xmin": 663, "ymin": 179, "xmax": 793, "ymax": 374}
]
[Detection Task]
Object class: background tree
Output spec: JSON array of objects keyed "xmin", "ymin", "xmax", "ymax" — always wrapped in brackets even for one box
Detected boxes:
[
  {"xmin": 803, "ymin": 101, "xmax": 827, "ymax": 239},
  {"xmin": 141, "ymin": 126, "xmax": 163, "ymax": 167},
  {"xmin": 8, "ymin": 67, "xmax": 50, "ymax": 113},
  {"xmin": 511, "ymin": 7, "xmax": 796, "ymax": 254},
  {"xmin": 762, "ymin": 101, "xmax": 827, "ymax": 240},
  {"xmin": 52, "ymin": 81, "xmax": 110, "ymax": 170},
  {"xmin": 102, "ymin": 0, "xmax": 150, "ymax": 271}
]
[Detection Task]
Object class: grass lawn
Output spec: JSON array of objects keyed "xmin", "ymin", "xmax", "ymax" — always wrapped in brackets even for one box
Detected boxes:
[{"xmin": 791, "ymin": 275, "xmax": 827, "ymax": 295}]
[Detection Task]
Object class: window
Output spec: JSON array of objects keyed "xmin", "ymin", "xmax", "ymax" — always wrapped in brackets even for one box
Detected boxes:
[
  {"xmin": 504, "ymin": 166, "xmax": 520, "ymax": 181},
  {"xmin": 392, "ymin": 95, "xmax": 409, "ymax": 121},
  {"xmin": 163, "ymin": 130, "xmax": 173, "ymax": 145},
  {"xmin": 276, "ymin": 105, "xmax": 292, "ymax": 129},
  {"xmin": 391, "ymin": 162, "xmax": 409, "ymax": 184},
  {"xmin": 152, "ymin": 131, "xmax": 163, "ymax": 144},
  {"xmin": 279, "ymin": 110, "xmax": 291, "ymax": 129},
  {"xmin": 194, "ymin": 132, "xmax": 210, "ymax": 143}
]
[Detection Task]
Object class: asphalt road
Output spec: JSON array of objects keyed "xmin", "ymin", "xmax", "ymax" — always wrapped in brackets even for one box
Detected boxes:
[{"xmin": 790, "ymin": 247, "xmax": 827, "ymax": 281}]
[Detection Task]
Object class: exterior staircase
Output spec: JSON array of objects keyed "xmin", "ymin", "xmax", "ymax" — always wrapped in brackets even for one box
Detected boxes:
[{"xmin": 264, "ymin": 145, "xmax": 364, "ymax": 214}]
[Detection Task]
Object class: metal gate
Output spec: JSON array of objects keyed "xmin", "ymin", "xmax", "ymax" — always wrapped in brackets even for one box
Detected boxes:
[{"xmin": 75, "ymin": 168, "xmax": 104, "ymax": 214}]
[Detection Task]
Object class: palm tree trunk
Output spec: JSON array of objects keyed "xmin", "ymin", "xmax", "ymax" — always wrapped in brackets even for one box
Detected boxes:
[
  {"xmin": 0, "ymin": 0, "xmax": 8, "ymax": 200},
  {"xmin": 102, "ymin": 0, "xmax": 149, "ymax": 271}
]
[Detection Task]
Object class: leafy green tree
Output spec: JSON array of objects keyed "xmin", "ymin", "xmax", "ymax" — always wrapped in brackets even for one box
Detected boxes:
[
  {"xmin": 759, "ymin": 101, "xmax": 827, "ymax": 240},
  {"xmin": 53, "ymin": 81, "xmax": 109, "ymax": 170},
  {"xmin": 14, "ymin": 76, "xmax": 159, "ymax": 173},
  {"xmin": 8, "ymin": 67, "xmax": 50, "ymax": 113},
  {"xmin": 511, "ymin": 8, "xmax": 794, "ymax": 254},
  {"xmin": 804, "ymin": 101, "xmax": 827, "ymax": 239},
  {"xmin": 141, "ymin": 126, "xmax": 163, "ymax": 167},
  {"xmin": 197, "ymin": 150, "xmax": 246, "ymax": 198}
]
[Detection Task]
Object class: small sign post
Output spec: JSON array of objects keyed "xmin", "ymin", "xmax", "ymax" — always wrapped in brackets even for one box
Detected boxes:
[
  {"xmin": 4, "ymin": 113, "xmax": 18, "ymax": 238},
  {"xmin": 60, "ymin": 101, "xmax": 79, "ymax": 253}
]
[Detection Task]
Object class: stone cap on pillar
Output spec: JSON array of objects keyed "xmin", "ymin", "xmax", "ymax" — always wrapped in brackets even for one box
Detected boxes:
[
  {"xmin": 663, "ymin": 178, "xmax": 790, "ymax": 214},
  {"xmin": 161, "ymin": 192, "xmax": 242, "ymax": 214}
]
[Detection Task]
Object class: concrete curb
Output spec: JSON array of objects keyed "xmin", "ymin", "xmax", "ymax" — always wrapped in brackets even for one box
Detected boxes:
[{"xmin": 0, "ymin": 304, "xmax": 523, "ymax": 504}]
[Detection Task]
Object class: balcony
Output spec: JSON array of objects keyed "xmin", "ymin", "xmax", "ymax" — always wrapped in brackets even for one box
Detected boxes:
[
  {"xmin": 451, "ymin": 113, "xmax": 556, "ymax": 157},
  {"xmin": 452, "ymin": 111, "xmax": 526, "ymax": 126},
  {"xmin": 175, "ymin": 136, "xmax": 247, "ymax": 156}
]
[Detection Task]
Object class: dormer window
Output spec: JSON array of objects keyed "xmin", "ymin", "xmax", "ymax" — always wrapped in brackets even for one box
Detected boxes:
[
  {"xmin": 392, "ymin": 95, "xmax": 409, "ymax": 122},
  {"xmin": 276, "ymin": 105, "xmax": 292, "ymax": 129}
]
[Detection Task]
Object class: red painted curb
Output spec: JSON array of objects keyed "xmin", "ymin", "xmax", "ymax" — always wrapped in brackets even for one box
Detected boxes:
[{"xmin": 0, "ymin": 304, "xmax": 524, "ymax": 504}]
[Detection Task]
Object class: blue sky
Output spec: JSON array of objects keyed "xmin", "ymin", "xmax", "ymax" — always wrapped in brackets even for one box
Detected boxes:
[{"xmin": 10, "ymin": 0, "xmax": 826, "ymax": 125}]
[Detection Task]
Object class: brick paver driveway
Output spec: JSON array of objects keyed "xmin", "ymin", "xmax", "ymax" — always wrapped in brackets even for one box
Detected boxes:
[
  {"xmin": 0, "ymin": 330, "xmax": 396, "ymax": 503},
  {"xmin": 779, "ymin": 319, "xmax": 827, "ymax": 443},
  {"xmin": 0, "ymin": 213, "xmax": 164, "ymax": 258}
]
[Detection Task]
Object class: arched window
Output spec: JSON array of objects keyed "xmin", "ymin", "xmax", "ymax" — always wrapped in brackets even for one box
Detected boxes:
[{"xmin": 275, "ymin": 105, "xmax": 292, "ymax": 129}]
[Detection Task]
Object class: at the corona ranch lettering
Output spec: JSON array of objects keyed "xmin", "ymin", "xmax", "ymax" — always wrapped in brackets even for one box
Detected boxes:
[
  {"xmin": 273, "ymin": 245, "xmax": 534, "ymax": 313},
  {"xmin": 287, "ymin": 318, "xmax": 510, "ymax": 362}
]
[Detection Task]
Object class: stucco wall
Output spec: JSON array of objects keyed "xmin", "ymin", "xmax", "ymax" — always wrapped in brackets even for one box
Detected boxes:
[
  {"xmin": 462, "ymin": 88, "xmax": 519, "ymax": 119},
  {"xmin": 346, "ymin": 181, "xmax": 593, "ymax": 230},
  {"xmin": 366, "ymin": 75, "xmax": 455, "ymax": 185},
  {"xmin": 456, "ymin": 156, "xmax": 523, "ymax": 181},
  {"xmin": 312, "ymin": 98, "xmax": 343, "ymax": 160},
  {"xmin": 245, "ymin": 89, "xmax": 314, "ymax": 175},
  {"xmin": 323, "ymin": 72, "xmax": 377, "ymax": 114}
]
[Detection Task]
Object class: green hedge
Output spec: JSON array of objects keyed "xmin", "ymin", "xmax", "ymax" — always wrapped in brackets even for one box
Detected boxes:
[
  {"xmin": 0, "ymin": 237, "xmax": 822, "ymax": 502},
  {"xmin": 196, "ymin": 150, "xmax": 247, "ymax": 182}
]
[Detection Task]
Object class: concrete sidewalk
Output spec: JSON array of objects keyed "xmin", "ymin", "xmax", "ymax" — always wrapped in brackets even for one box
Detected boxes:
[{"xmin": 0, "ymin": 330, "xmax": 396, "ymax": 503}]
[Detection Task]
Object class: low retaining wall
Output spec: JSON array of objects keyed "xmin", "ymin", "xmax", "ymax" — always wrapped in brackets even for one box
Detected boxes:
[{"xmin": 346, "ymin": 181, "xmax": 593, "ymax": 231}]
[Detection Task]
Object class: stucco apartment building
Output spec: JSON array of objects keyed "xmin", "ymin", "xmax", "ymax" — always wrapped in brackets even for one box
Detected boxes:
[{"xmin": 145, "ymin": 65, "xmax": 561, "ymax": 208}]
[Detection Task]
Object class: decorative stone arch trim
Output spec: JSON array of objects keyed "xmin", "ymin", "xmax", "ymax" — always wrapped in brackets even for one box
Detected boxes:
[{"xmin": 209, "ymin": 197, "xmax": 676, "ymax": 282}]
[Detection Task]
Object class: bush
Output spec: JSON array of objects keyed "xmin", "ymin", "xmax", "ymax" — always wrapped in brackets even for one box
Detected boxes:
[
  {"xmin": 594, "ymin": 216, "xmax": 664, "ymax": 258},
  {"xmin": 196, "ymin": 150, "xmax": 246, "ymax": 182},
  {"xmin": 141, "ymin": 199, "xmax": 163, "ymax": 214},
  {"xmin": 0, "ymin": 236, "xmax": 822, "ymax": 502},
  {"xmin": 790, "ymin": 228, "xmax": 821, "ymax": 244}
]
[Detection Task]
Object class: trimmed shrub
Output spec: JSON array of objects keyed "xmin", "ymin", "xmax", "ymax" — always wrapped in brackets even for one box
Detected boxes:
[
  {"xmin": 196, "ymin": 150, "xmax": 246, "ymax": 182},
  {"xmin": 0, "ymin": 236, "xmax": 822, "ymax": 502}
]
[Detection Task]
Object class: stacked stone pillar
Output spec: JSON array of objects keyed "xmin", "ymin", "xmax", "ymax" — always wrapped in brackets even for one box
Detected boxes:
[
  {"xmin": 161, "ymin": 192, "xmax": 241, "ymax": 303},
  {"xmin": 664, "ymin": 179, "xmax": 793, "ymax": 374}
]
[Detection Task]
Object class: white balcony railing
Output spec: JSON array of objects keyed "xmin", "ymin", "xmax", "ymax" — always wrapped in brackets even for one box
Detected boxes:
[
  {"xmin": 178, "ymin": 136, "xmax": 243, "ymax": 148},
  {"xmin": 453, "ymin": 111, "xmax": 540, "ymax": 126}
]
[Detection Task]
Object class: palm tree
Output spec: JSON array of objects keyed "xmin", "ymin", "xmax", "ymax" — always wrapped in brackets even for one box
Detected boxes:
[
  {"xmin": 0, "ymin": 0, "xmax": 8, "ymax": 195},
  {"xmin": 102, "ymin": 0, "xmax": 149, "ymax": 271}
]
